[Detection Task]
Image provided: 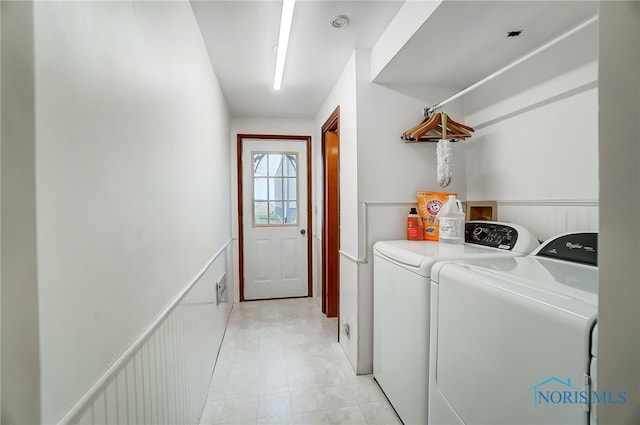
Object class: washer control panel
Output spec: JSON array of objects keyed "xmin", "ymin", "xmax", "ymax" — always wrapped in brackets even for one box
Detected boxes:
[{"xmin": 465, "ymin": 222, "xmax": 519, "ymax": 250}]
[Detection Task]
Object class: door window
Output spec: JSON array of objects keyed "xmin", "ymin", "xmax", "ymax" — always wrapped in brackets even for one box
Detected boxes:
[{"xmin": 252, "ymin": 152, "xmax": 298, "ymax": 226}]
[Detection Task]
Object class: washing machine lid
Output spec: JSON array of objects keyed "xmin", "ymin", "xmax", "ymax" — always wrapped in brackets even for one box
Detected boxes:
[
  {"xmin": 432, "ymin": 232, "xmax": 598, "ymax": 298},
  {"xmin": 373, "ymin": 240, "xmax": 522, "ymax": 278},
  {"xmin": 431, "ymin": 255, "xmax": 598, "ymax": 307},
  {"xmin": 436, "ymin": 257, "xmax": 598, "ymax": 306},
  {"xmin": 373, "ymin": 221, "xmax": 539, "ymax": 277}
]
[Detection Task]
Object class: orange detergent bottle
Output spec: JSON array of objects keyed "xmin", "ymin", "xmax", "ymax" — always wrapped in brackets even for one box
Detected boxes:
[{"xmin": 407, "ymin": 207, "xmax": 423, "ymax": 240}]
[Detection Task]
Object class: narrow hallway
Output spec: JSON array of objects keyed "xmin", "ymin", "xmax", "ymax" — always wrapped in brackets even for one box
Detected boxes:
[{"xmin": 199, "ymin": 298, "xmax": 401, "ymax": 425}]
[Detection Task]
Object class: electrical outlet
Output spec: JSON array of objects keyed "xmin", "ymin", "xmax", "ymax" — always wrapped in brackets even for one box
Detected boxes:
[
  {"xmin": 216, "ymin": 273, "xmax": 227, "ymax": 305},
  {"xmin": 342, "ymin": 319, "xmax": 351, "ymax": 339}
]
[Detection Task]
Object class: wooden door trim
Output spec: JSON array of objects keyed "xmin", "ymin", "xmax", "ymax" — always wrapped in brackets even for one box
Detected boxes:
[
  {"xmin": 321, "ymin": 107, "xmax": 340, "ymax": 318},
  {"xmin": 237, "ymin": 134, "xmax": 313, "ymax": 302}
]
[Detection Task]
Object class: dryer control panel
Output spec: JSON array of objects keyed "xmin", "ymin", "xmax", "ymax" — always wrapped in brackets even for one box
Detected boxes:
[
  {"xmin": 535, "ymin": 232, "xmax": 598, "ymax": 266},
  {"xmin": 465, "ymin": 222, "xmax": 519, "ymax": 250}
]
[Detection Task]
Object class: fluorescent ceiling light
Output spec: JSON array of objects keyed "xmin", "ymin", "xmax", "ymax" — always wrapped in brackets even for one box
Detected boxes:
[{"xmin": 273, "ymin": 0, "xmax": 296, "ymax": 91}]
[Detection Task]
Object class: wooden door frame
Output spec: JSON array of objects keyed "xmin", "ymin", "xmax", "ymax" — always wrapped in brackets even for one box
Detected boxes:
[
  {"xmin": 237, "ymin": 134, "xmax": 313, "ymax": 302},
  {"xmin": 321, "ymin": 107, "xmax": 340, "ymax": 317}
]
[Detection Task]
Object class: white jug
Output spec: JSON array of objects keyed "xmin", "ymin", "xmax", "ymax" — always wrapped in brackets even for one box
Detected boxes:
[{"xmin": 437, "ymin": 195, "xmax": 465, "ymax": 244}]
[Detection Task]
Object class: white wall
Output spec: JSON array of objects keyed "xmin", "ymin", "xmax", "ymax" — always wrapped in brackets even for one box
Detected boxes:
[
  {"xmin": 356, "ymin": 50, "xmax": 466, "ymax": 207},
  {"xmin": 597, "ymin": 1, "xmax": 640, "ymax": 423},
  {"xmin": 28, "ymin": 1, "xmax": 232, "ymax": 423},
  {"xmin": 463, "ymin": 21, "xmax": 599, "ymax": 240},
  {"xmin": 314, "ymin": 49, "xmax": 465, "ymax": 373},
  {"xmin": 355, "ymin": 49, "xmax": 466, "ymax": 374},
  {"xmin": 229, "ymin": 117, "xmax": 314, "ymax": 303},
  {"xmin": 1, "ymin": 2, "xmax": 40, "ymax": 423},
  {"xmin": 314, "ymin": 52, "xmax": 359, "ymax": 368}
]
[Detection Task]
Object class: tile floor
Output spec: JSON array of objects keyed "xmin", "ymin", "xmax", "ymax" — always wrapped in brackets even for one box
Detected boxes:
[{"xmin": 199, "ymin": 298, "xmax": 402, "ymax": 425}]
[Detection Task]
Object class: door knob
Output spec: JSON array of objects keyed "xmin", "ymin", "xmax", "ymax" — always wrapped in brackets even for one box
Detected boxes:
[{"xmin": 300, "ymin": 229, "xmax": 306, "ymax": 235}]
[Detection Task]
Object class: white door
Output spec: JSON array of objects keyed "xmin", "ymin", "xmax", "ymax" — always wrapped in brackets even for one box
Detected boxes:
[{"xmin": 242, "ymin": 139, "xmax": 308, "ymax": 300}]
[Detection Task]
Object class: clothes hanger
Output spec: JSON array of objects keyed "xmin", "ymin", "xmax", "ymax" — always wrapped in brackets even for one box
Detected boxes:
[
  {"xmin": 401, "ymin": 110, "xmax": 475, "ymax": 141},
  {"xmin": 445, "ymin": 115, "xmax": 474, "ymax": 133},
  {"xmin": 429, "ymin": 112, "xmax": 475, "ymax": 141},
  {"xmin": 416, "ymin": 112, "xmax": 454, "ymax": 141},
  {"xmin": 434, "ymin": 120, "xmax": 471, "ymax": 140},
  {"xmin": 405, "ymin": 112, "xmax": 440, "ymax": 140},
  {"xmin": 442, "ymin": 113, "xmax": 448, "ymax": 139},
  {"xmin": 410, "ymin": 112, "xmax": 442, "ymax": 140},
  {"xmin": 438, "ymin": 118, "xmax": 471, "ymax": 136},
  {"xmin": 402, "ymin": 114, "xmax": 431, "ymax": 140}
]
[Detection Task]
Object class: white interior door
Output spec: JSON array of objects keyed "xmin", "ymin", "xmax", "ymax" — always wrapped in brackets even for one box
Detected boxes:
[{"xmin": 242, "ymin": 139, "xmax": 308, "ymax": 300}]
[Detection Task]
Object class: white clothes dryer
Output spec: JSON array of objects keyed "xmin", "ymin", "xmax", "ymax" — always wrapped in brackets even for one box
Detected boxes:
[
  {"xmin": 373, "ymin": 221, "xmax": 540, "ymax": 425},
  {"xmin": 428, "ymin": 232, "xmax": 599, "ymax": 425}
]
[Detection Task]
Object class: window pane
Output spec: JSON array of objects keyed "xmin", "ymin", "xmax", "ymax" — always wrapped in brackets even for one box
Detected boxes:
[
  {"xmin": 283, "ymin": 178, "xmax": 296, "ymax": 201},
  {"xmin": 283, "ymin": 155, "xmax": 297, "ymax": 177},
  {"xmin": 254, "ymin": 178, "xmax": 268, "ymax": 201},
  {"xmin": 254, "ymin": 202, "xmax": 268, "ymax": 224},
  {"xmin": 268, "ymin": 202, "xmax": 283, "ymax": 224},
  {"xmin": 271, "ymin": 178, "xmax": 283, "ymax": 201},
  {"xmin": 253, "ymin": 153, "xmax": 268, "ymax": 177},
  {"xmin": 268, "ymin": 154, "xmax": 283, "ymax": 176},
  {"xmin": 251, "ymin": 152, "xmax": 298, "ymax": 226},
  {"xmin": 284, "ymin": 201, "xmax": 297, "ymax": 224}
]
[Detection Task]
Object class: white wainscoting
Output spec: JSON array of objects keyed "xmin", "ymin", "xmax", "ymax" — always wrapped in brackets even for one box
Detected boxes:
[
  {"xmin": 361, "ymin": 200, "xmax": 599, "ymax": 251},
  {"xmin": 312, "ymin": 234, "xmax": 322, "ymax": 308},
  {"xmin": 59, "ymin": 241, "xmax": 234, "ymax": 425},
  {"xmin": 497, "ymin": 200, "xmax": 599, "ymax": 242}
]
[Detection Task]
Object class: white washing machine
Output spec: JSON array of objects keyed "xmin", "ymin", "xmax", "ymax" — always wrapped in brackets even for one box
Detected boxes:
[
  {"xmin": 429, "ymin": 232, "xmax": 598, "ymax": 425},
  {"xmin": 373, "ymin": 221, "xmax": 540, "ymax": 425}
]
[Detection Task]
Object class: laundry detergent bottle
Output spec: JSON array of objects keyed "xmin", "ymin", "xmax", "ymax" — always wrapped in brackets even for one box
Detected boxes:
[
  {"xmin": 407, "ymin": 207, "xmax": 423, "ymax": 240},
  {"xmin": 437, "ymin": 195, "xmax": 465, "ymax": 244}
]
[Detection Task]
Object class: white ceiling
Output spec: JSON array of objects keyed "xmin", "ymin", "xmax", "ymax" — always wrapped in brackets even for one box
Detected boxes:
[
  {"xmin": 190, "ymin": 0, "xmax": 598, "ymax": 119},
  {"xmin": 190, "ymin": 0, "xmax": 404, "ymax": 119},
  {"xmin": 373, "ymin": 0, "xmax": 598, "ymax": 89}
]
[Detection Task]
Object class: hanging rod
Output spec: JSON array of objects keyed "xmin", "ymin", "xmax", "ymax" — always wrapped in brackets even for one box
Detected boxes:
[{"xmin": 424, "ymin": 15, "xmax": 598, "ymax": 116}]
